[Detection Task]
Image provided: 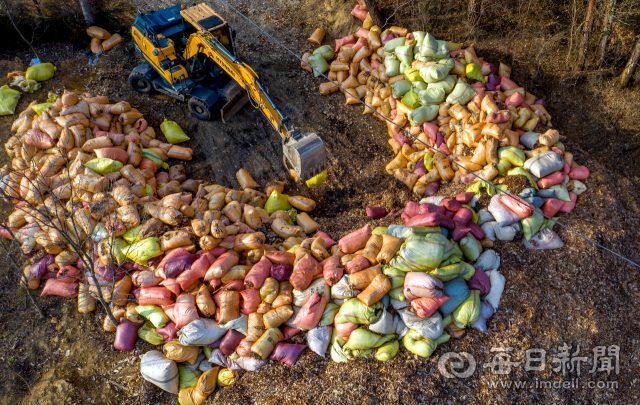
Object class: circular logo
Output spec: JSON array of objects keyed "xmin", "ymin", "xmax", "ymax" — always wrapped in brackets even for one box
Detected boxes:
[{"xmin": 438, "ymin": 352, "xmax": 476, "ymax": 379}]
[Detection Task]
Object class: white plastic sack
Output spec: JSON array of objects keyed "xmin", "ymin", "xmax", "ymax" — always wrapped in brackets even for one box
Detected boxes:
[
  {"xmin": 330, "ymin": 341, "xmax": 349, "ymax": 363},
  {"xmin": 198, "ymin": 360, "xmax": 213, "ymax": 372},
  {"xmin": 387, "ymin": 224, "xmax": 410, "ymax": 238},
  {"xmin": 308, "ymin": 326, "xmax": 332, "ymax": 358},
  {"xmin": 140, "ymin": 350, "xmax": 179, "ymax": 394},
  {"xmin": 179, "ymin": 318, "xmax": 227, "ymax": 346},
  {"xmin": 481, "ymin": 221, "xmax": 518, "ymax": 241},
  {"xmin": 390, "ymin": 297, "xmax": 409, "ymax": 310},
  {"xmin": 333, "ymin": 298, "xmax": 347, "ymax": 306},
  {"xmin": 368, "ymin": 310, "xmax": 398, "ymax": 335},
  {"xmin": 395, "ymin": 317, "xmax": 409, "ymax": 338},
  {"xmin": 522, "ymin": 228, "xmax": 564, "ymax": 250},
  {"xmin": 477, "ymin": 209, "xmax": 495, "ymax": 225},
  {"xmin": 293, "ymin": 278, "xmax": 330, "ymax": 307},
  {"xmin": 519, "ymin": 132, "xmax": 540, "ymax": 149},
  {"xmin": 331, "ymin": 275, "xmax": 360, "ymax": 300},
  {"xmin": 488, "ymin": 195, "xmax": 521, "ymax": 227},
  {"xmin": 219, "ymin": 313, "xmax": 248, "ymax": 336},
  {"xmin": 475, "ymin": 250, "xmax": 500, "ymax": 271},
  {"xmin": 284, "ymin": 305, "xmax": 302, "ymax": 329},
  {"xmin": 572, "ymin": 180, "xmax": 587, "ymax": 195},
  {"xmin": 420, "ymin": 196, "xmax": 446, "ymax": 206},
  {"xmin": 397, "ymin": 309, "xmax": 443, "ymax": 340},
  {"xmin": 470, "ymin": 195, "xmax": 479, "ymax": 208},
  {"xmin": 235, "ymin": 356, "xmax": 267, "ymax": 371},
  {"xmin": 524, "ymin": 151, "xmax": 564, "ymax": 178},
  {"xmin": 484, "ymin": 269, "xmax": 506, "ymax": 311},
  {"xmin": 208, "ymin": 349, "xmax": 242, "ymax": 371}
]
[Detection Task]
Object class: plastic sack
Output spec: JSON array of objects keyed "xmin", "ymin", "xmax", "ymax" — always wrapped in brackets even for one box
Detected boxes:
[
  {"xmin": 481, "ymin": 221, "xmax": 517, "ymax": 241},
  {"xmin": 136, "ymin": 305, "xmax": 169, "ymax": 328},
  {"xmin": 114, "ymin": 318, "xmax": 143, "ymax": 352},
  {"xmin": 487, "ymin": 196, "xmax": 520, "ymax": 227},
  {"xmin": 409, "ymin": 105, "xmax": 439, "ymax": 126},
  {"xmin": 217, "ymin": 368, "xmax": 239, "ymax": 386},
  {"xmin": 265, "ymin": 190, "xmax": 292, "ymax": 215},
  {"xmin": 179, "ymin": 318, "xmax": 226, "ymax": 346},
  {"xmin": 269, "ymin": 342, "xmax": 307, "ymax": 366},
  {"xmin": 160, "ymin": 119, "xmax": 190, "ymax": 144},
  {"xmin": 397, "ymin": 309, "xmax": 443, "ymax": 340},
  {"xmin": 524, "ymin": 151, "xmax": 564, "ymax": 178},
  {"xmin": 338, "ymin": 224, "xmax": 372, "ymax": 254},
  {"xmin": 0, "ymin": 85, "xmax": 21, "ymax": 116},
  {"xmin": 470, "ymin": 301, "xmax": 494, "ymax": 334},
  {"xmin": 178, "ymin": 364, "xmax": 201, "ymax": 390},
  {"xmin": 446, "ymin": 81, "xmax": 476, "ymax": 105},
  {"xmin": 383, "ymin": 266, "xmax": 406, "ymax": 301},
  {"xmin": 357, "ymin": 274, "xmax": 391, "ymax": 306},
  {"xmin": 125, "ymin": 237, "xmax": 163, "ymax": 266},
  {"xmin": 318, "ymin": 303, "xmax": 340, "ymax": 327},
  {"xmin": 85, "ymin": 157, "xmax": 123, "ymax": 174},
  {"xmin": 475, "ymin": 250, "xmax": 500, "ymax": 271},
  {"xmin": 25, "ymin": 63, "xmax": 56, "ymax": 82},
  {"xmin": 368, "ymin": 309, "xmax": 398, "ymax": 335},
  {"xmin": 308, "ymin": 326, "xmax": 332, "ymax": 358},
  {"xmin": 403, "ymin": 272, "xmax": 444, "ymax": 300},
  {"xmin": 452, "ymin": 289, "xmax": 481, "ymax": 328},
  {"xmin": 331, "ymin": 275, "xmax": 360, "ymax": 300},
  {"xmin": 343, "ymin": 329, "xmax": 395, "ymax": 351},
  {"xmin": 403, "ymin": 332, "xmax": 437, "ymax": 358},
  {"xmin": 468, "ymin": 267, "xmax": 491, "ymax": 296},
  {"xmin": 308, "ymin": 54, "xmax": 329, "ymax": 77},
  {"xmin": 251, "ymin": 328, "xmax": 284, "ymax": 359},
  {"xmin": 522, "ymin": 210, "xmax": 544, "ymax": 240},
  {"xmin": 483, "ymin": 269, "xmax": 506, "ymax": 310},
  {"xmin": 390, "ymin": 233, "xmax": 449, "ymax": 271},
  {"xmin": 375, "ymin": 340, "xmax": 399, "ymax": 361},
  {"xmin": 522, "ymin": 228, "xmax": 564, "ymax": 250},
  {"xmin": 335, "ymin": 298, "xmax": 382, "ymax": 325},
  {"xmin": 411, "ymin": 296, "xmax": 450, "ymax": 318},
  {"xmin": 141, "ymin": 350, "xmax": 179, "ymax": 393},
  {"xmin": 438, "ymin": 275, "xmax": 470, "ymax": 317}
]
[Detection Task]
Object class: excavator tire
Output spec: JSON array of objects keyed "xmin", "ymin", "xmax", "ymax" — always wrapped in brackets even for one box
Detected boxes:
[
  {"xmin": 188, "ymin": 97, "xmax": 213, "ymax": 121},
  {"xmin": 128, "ymin": 72, "xmax": 154, "ymax": 95}
]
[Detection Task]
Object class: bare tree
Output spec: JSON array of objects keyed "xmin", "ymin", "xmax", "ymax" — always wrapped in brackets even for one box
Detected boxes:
[
  {"xmin": 595, "ymin": 0, "xmax": 617, "ymax": 68},
  {"xmin": 575, "ymin": 0, "xmax": 595, "ymax": 71},
  {"xmin": 79, "ymin": 0, "xmax": 95, "ymax": 25},
  {"xmin": 363, "ymin": 0, "xmax": 385, "ymax": 29},
  {"xmin": 468, "ymin": 0, "xmax": 482, "ymax": 35},
  {"xmin": 620, "ymin": 37, "xmax": 640, "ymax": 87}
]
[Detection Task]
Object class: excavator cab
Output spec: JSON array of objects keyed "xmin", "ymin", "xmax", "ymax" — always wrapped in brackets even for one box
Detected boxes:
[{"xmin": 129, "ymin": 4, "xmax": 326, "ymax": 185}]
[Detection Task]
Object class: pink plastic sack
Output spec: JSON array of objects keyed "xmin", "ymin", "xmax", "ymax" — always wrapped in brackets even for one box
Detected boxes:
[
  {"xmin": 156, "ymin": 321, "xmax": 178, "ymax": 342},
  {"xmin": 403, "ymin": 272, "xmax": 444, "ymax": 300},
  {"xmin": 269, "ymin": 343, "xmax": 308, "ymax": 366},
  {"xmin": 159, "ymin": 278, "xmax": 180, "ymax": 296},
  {"xmin": 94, "ymin": 131, "xmax": 125, "ymax": 145},
  {"xmin": 498, "ymin": 195, "xmax": 534, "ymax": 218},
  {"xmin": 411, "ymin": 295, "xmax": 450, "ymax": 318},
  {"xmin": 344, "ymin": 255, "xmax": 370, "ymax": 274},
  {"xmin": 291, "ymin": 292, "xmax": 326, "ymax": 330},
  {"xmin": 338, "ymin": 224, "xmax": 371, "ymax": 254},
  {"xmin": 220, "ymin": 329, "xmax": 245, "ymax": 356},
  {"xmin": 322, "ymin": 255, "xmax": 344, "ymax": 286},
  {"xmin": 355, "ymin": 28, "xmax": 369, "ymax": 39},
  {"xmin": 366, "ymin": 206, "xmax": 388, "ymax": 219},
  {"xmin": 314, "ymin": 231, "xmax": 336, "ymax": 248},
  {"xmin": 537, "ymin": 172, "xmax": 566, "ymax": 189},
  {"xmin": 174, "ymin": 293, "xmax": 199, "ymax": 329},
  {"xmin": 335, "ymin": 322, "xmax": 358, "ymax": 340},
  {"xmin": 95, "ymin": 147, "xmax": 129, "ymax": 164},
  {"xmin": 505, "ymin": 92, "xmax": 524, "ymax": 107},
  {"xmin": 542, "ymin": 198, "xmax": 564, "ymax": 217},
  {"xmin": 240, "ymin": 289, "xmax": 261, "ymax": 314},
  {"xmin": 41, "ymin": 279, "xmax": 78, "ymax": 298},
  {"xmin": 405, "ymin": 213, "xmax": 443, "ymax": 227},
  {"xmin": 500, "ymin": 76, "xmax": 518, "ymax": 90},
  {"xmin": 335, "ymin": 35, "xmax": 355, "ymax": 52},
  {"xmin": 244, "ymin": 256, "xmax": 272, "ymax": 289},
  {"xmin": 176, "ymin": 251, "xmax": 216, "ymax": 290},
  {"xmin": 351, "ymin": 5, "xmax": 368, "ymax": 21},
  {"xmin": 569, "ymin": 166, "xmax": 590, "ymax": 180},
  {"xmin": 114, "ymin": 318, "xmax": 142, "ymax": 352},
  {"xmin": 264, "ymin": 250, "xmax": 295, "ymax": 266},
  {"xmin": 558, "ymin": 192, "xmax": 578, "ymax": 213},
  {"xmin": 135, "ymin": 286, "xmax": 175, "ymax": 306}
]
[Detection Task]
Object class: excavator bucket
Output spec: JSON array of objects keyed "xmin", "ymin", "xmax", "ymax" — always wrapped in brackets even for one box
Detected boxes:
[
  {"xmin": 282, "ymin": 132, "xmax": 327, "ymax": 185},
  {"xmin": 220, "ymin": 82, "xmax": 249, "ymax": 123}
]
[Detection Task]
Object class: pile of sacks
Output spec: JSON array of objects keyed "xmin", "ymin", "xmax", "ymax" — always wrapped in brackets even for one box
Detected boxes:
[
  {"xmin": 303, "ymin": 0, "xmax": 591, "ymax": 248},
  {"xmin": 87, "ymin": 26, "xmax": 123, "ymax": 55}
]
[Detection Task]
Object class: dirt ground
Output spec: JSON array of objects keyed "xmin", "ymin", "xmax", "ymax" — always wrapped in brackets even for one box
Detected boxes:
[{"xmin": 1, "ymin": 0, "xmax": 640, "ymax": 404}]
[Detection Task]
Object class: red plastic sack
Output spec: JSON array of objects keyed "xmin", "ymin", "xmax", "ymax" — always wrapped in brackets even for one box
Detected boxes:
[
  {"xmin": 220, "ymin": 329, "xmax": 245, "ymax": 356},
  {"xmin": 95, "ymin": 147, "xmax": 129, "ymax": 164},
  {"xmin": 264, "ymin": 250, "xmax": 295, "ymax": 266},
  {"xmin": 291, "ymin": 292, "xmax": 326, "ymax": 330},
  {"xmin": 467, "ymin": 222, "xmax": 486, "ymax": 240},
  {"xmin": 366, "ymin": 206, "xmax": 388, "ymax": 219},
  {"xmin": 174, "ymin": 293, "xmax": 200, "ymax": 329},
  {"xmin": 114, "ymin": 318, "xmax": 142, "ymax": 352},
  {"xmin": 505, "ymin": 92, "xmax": 524, "ymax": 107},
  {"xmin": 338, "ymin": 224, "xmax": 371, "ymax": 254},
  {"xmin": 314, "ymin": 231, "xmax": 336, "ymax": 248},
  {"xmin": 156, "ymin": 321, "xmax": 178, "ymax": 342},
  {"xmin": 558, "ymin": 192, "xmax": 578, "ymax": 213},
  {"xmin": 97, "ymin": 265, "xmax": 126, "ymax": 283},
  {"xmin": 344, "ymin": 255, "xmax": 370, "ymax": 274},
  {"xmin": 282, "ymin": 325, "xmax": 300, "ymax": 340},
  {"xmin": 244, "ymin": 256, "xmax": 272, "ymax": 289},
  {"xmin": 290, "ymin": 254, "xmax": 321, "ymax": 291},
  {"xmin": 205, "ymin": 251, "xmax": 239, "ymax": 281},
  {"xmin": 455, "ymin": 192, "xmax": 475, "ymax": 204},
  {"xmin": 405, "ymin": 213, "xmax": 443, "ymax": 227},
  {"xmin": 498, "ymin": 195, "xmax": 534, "ymax": 218},
  {"xmin": 269, "ymin": 343, "xmax": 308, "ymax": 366},
  {"xmin": 441, "ymin": 199, "xmax": 462, "ymax": 212},
  {"xmin": 57, "ymin": 266, "xmax": 80, "ymax": 284},
  {"xmin": 537, "ymin": 172, "xmax": 565, "ymax": 189},
  {"xmin": 41, "ymin": 279, "xmax": 78, "ymax": 298},
  {"xmin": 334, "ymin": 322, "xmax": 358, "ymax": 340},
  {"xmin": 411, "ymin": 295, "xmax": 450, "ymax": 318},
  {"xmin": 240, "ymin": 289, "xmax": 261, "ymax": 314},
  {"xmin": 135, "ymin": 286, "xmax": 175, "ymax": 306},
  {"xmin": 468, "ymin": 267, "xmax": 491, "ymax": 296},
  {"xmin": 351, "ymin": 4, "xmax": 368, "ymax": 21},
  {"xmin": 452, "ymin": 208, "xmax": 473, "ymax": 226},
  {"xmin": 176, "ymin": 251, "xmax": 216, "ymax": 290},
  {"xmin": 451, "ymin": 225, "xmax": 471, "ymax": 241},
  {"xmin": 542, "ymin": 198, "xmax": 564, "ymax": 217},
  {"xmin": 270, "ymin": 264, "xmax": 293, "ymax": 281},
  {"xmin": 322, "ymin": 255, "xmax": 344, "ymax": 286},
  {"xmin": 156, "ymin": 248, "xmax": 197, "ymax": 279},
  {"xmin": 569, "ymin": 166, "xmax": 590, "ymax": 180}
]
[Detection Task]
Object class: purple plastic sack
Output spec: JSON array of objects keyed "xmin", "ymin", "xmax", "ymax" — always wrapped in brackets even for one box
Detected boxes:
[
  {"xmin": 534, "ymin": 99, "xmax": 547, "ymax": 107},
  {"xmin": 366, "ymin": 206, "xmax": 388, "ymax": 219},
  {"xmin": 488, "ymin": 74, "xmax": 500, "ymax": 86},
  {"xmin": 270, "ymin": 264, "xmax": 293, "ymax": 281},
  {"xmin": 468, "ymin": 267, "xmax": 491, "ymax": 296},
  {"xmin": 114, "ymin": 318, "xmax": 143, "ymax": 352},
  {"xmin": 31, "ymin": 254, "xmax": 55, "ymax": 277},
  {"xmin": 97, "ymin": 265, "xmax": 126, "ymax": 282},
  {"xmin": 413, "ymin": 158, "xmax": 426, "ymax": 177},
  {"xmin": 268, "ymin": 342, "xmax": 308, "ymax": 366},
  {"xmin": 470, "ymin": 301, "xmax": 494, "ymax": 333},
  {"xmin": 425, "ymin": 182, "xmax": 439, "ymax": 196},
  {"xmin": 220, "ymin": 329, "xmax": 244, "ymax": 356},
  {"xmin": 392, "ymin": 132, "xmax": 411, "ymax": 146},
  {"xmin": 162, "ymin": 253, "xmax": 198, "ymax": 279}
]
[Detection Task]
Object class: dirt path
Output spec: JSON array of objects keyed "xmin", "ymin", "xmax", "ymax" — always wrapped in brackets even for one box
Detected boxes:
[{"xmin": 0, "ymin": 0, "xmax": 639, "ymax": 404}]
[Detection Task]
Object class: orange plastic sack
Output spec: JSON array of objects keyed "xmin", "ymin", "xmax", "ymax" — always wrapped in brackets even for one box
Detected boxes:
[
  {"xmin": 348, "ymin": 265, "xmax": 382, "ymax": 290},
  {"xmin": 290, "ymin": 253, "xmax": 321, "ymax": 291},
  {"xmin": 308, "ymin": 28, "xmax": 325, "ymax": 45},
  {"xmin": 102, "ymin": 34, "xmax": 123, "ymax": 51},
  {"xmin": 357, "ymin": 274, "xmax": 391, "ymax": 306},
  {"xmin": 338, "ymin": 224, "xmax": 372, "ymax": 254}
]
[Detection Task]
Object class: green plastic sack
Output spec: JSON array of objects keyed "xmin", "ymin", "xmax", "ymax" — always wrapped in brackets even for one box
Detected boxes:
[
  {"xmin": 522, "ymin": 210, "xmax": 544, "ymax": 240},
  {"xmin": 413, "ymin": 31, "xmax": 426, "ymax": 47},
  {"xmin": 0, "ymin": 85, "xmax": 20, "ymax": 116},
  {"xmin": 375, "ymin": 340, "xmax": 399, "ymax": 361},
  {"xmin": 390, "ymin": 233, "xmax": 449, "ymax": 272},
  {"xmin": 429, "ymin": 262, "xmax": 475, "ymax": 282},
  {"xmin": 334, "ymin": 298, "xmax": 382, "ymax": 325},
  {"xmin": 507, "ymin": 167, "xmax": 538, "ymax": 190},
  {"xmin": 419, "ymin": 34, "xmax": 450, "ymax": 58},
  {"xmin": 136, "ymin": 305, "xmax": 169, "ymax": 328},
  {"xmin": 446, "ymin": 81, "xmax": 477, "ymax": 104},
  {"xmin": 383, "ymin": 37, "xmax": 406, "ymax": 52},
  {"xmin": 452, "ymin": 289, "xmax": 481, "ymax": 328},
  {"xmin": 403, "ymin": 332, "xmax": 437, "ymax": 358},
  {"xmin": 203, "ymin": 346, "xmax": 212, "ymax": 359},
  {"xmin": 419, "ymin": 65, "xmax": 449, "ymax": 83},
  {"xmin": 343, "ymin": 329, "xmax": 395, "ymax": 350},
  {"xmin": 124, "ymin": 237, "xmax": 162, "ymax": 266},
  {"xmin": 372, "ymin": 227, "xmax": 388, "ymax": 236},
  {"xmin": 313, "ymin": 45, "xmax": 335, "ymax": 60},
  {"xmin": 384, "ymin": 54, "xmax": 400, "ymax": 77},
  {"xmin": 383, "ymin": 266, "xmax": 406, "ymax": 301},
  {"xmin": 439, "ymin": 239, "xmax": 463, "ymax": 267},
  {"xmin": 497, "ymin": 158, "xmax": 512, "ymax": 175},
  {"xmin": 459, "ymin": 234, "xmax": 482, "ymax": 262},
  {"xmin": 401, "ymin": 91, "xmax": 421, "ymax": 109},
  {"xmin": 466, "ymin": 62, "xmax": 485, "ymax": 82},
  {"xmin": 412, "ymin": 81, "xmax": 428, "ymax": 92},
  {"xmin": 399, "ymin": 61, "xmax": 409, "ymax": 77},
  {"xmin": 32, "ymin": 102, "xmax": 53, "ymax": 115},
  {"xmin": 392, "ymin": 80, "xmax": 412, "ymax": 98},
  {"xmin": 396, "ymin": 44, "xmax": 413, "ymax": 65},
  {"xmin": 549, "ymin": 176, "xmax": 571, "ymax": 201},
  {"xmin": 498, "ymin": 147, "xmax": 526, "ymax": 167},
  {"xmin": 265, "ymin": 190, "xmax": 292, "ymax": 215},
  {"xmin": 308, "ymin": 54, "xmax": 329, "ymax": 77},
  {"xmin": 318, "ymin": 303, "xmax": 340, "ymax": 327},
  {"xmin": 25, "ymin": 63, "xmax": 56, "ymax": 81},
  {"xmin": 122, "ymin": 225, "xmax": 143, "ymax": 244},
  {"xmin": 418, "ymin": 87, "xmax": 445, "ymax": 106},
  {"xmin": 398, "ymin": 226, "xmax": 441, "ymax": 239},
  {"xmin": 85, "ymin": 158, "xmax": 123, "ymax": 174},
  {"xmin": 344, "ymin": 347, "xmax": 373, "ymax": 360},
  {"xmin": 331, "ymin": 326, "xmax": 347, "ymax": 347},
  {"xmin": 142, "ymin": 148, "xmax": 169, "ymax": 169},
  {"xmin": 145, "ymin": 184, "xmax": 154, "ymax": 195},
  {"xmin": 554, "ymin": 142, "xmax": 565, "ymax": 151},
  {"xmin": 542, "ymin": 216, "xmax": 559, "ymax": 231},
  {"xmin": 427, "ymin": 75, "xmax": 456, "ymax": 94},
  {"xmin": 138, "ymin": 321, "xmax": 165, "ymax": 345},
  {"xmin": 306, "ymin": 169, "xmax": 327, "ymax": 188},
  {"xmin": 408, "ymin": 105, "xmax": 439, "ymax": 126},
  {"xmin": 160, "ymin": 119, "xmax": 190, "ymax": 144},
  {"xmin": 404, "ymin": 68, "xmax": 422, "ymax": 82},
  {"xmin": 178, "ymin": 364, "xmax": 202, "ymax": 390}
]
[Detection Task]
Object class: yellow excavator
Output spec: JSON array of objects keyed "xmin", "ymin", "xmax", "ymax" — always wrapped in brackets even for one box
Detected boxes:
[{"xmin": 129, "ymin": 3, "xmax": 326, "ymax": 186}]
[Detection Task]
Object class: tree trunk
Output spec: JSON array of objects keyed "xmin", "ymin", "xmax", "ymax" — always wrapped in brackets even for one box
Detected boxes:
[
  {"xmin": 596, "ymin": 0, "xmax": 617, "ymax": 68},
  {"xmin": 620, "ymin": 37, "xmax": 640, "ymax": 87},
  {"xmin": 468, "ymin": 0, "xmax": 482, "ymax": 32},
  {"xmin": 79, "ymin": 0, "xmax": 95, "ymax": 26},
  {"xmin": 362, "ymin": 0, "xmax": 385, "ymax": 29},
  {"xmin": 575, "ymin": 0, "xmax": 595, "ymax": 71}
]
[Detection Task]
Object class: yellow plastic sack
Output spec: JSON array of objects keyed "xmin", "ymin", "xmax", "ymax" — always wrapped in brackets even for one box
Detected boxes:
[
  {"xmin": 32, "ymin": 102, "xmax": 53, "ymax": 115},
  {"xmin": 306, "ymin": 170, "xmax": 327, "ymax": 188},
  {"xmin": 25, "ymin": 63, "xmax": 57, "ymax": 82},
  {"xmin": 265, "ymin": 190, "xmax": 292, "ymax": 215},
  {"xmin": 160, "ymin": 119, "xmax": 190, "ymax": 144},
  {"xmin": 0, "ymin": 85, "xmax": 21, "ymax": 116},
  {"xmin": 85, "ymin": 158, "xmax": 124, "ymax": 174},
  {"xmin": 124, "ymin": 237, "xmax": 163, "ymax": 266}
]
